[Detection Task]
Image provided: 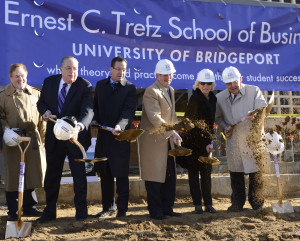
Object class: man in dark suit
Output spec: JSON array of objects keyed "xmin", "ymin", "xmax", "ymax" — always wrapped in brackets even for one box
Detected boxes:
[
  {"xmin": 36, "ymin": 56, "xmax": 94, "ymax": 222},
  {"xmin": 93, "ymin": 56, "xmax": 136, "ymax": 218}
]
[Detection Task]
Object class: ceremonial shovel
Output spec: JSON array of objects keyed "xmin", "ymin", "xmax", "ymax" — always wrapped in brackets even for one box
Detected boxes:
[
  {"xmin": 168, "ymin": 140, "xmax": 192, "ymax": 157},
  {"xmin": 225, "ymin": 91, "xmax": 275, "ymax": 136},
  {"xmin": 198, "ymin": 152, "xmax": 221, "ymax": 166},
  {"xmin": 49, "ymin": 116, "xmax": 106, "ymax": 163},
  {"xmin": 271, "ymin": 154, "xmax": 294, "ymax": 214},
  {"xmin": 91, "ymin": 123, "xmax": 144, "ymax": 142},
  {"xmin": 5, "ymin": 137, "xmax": 32, "ymax": 239}
]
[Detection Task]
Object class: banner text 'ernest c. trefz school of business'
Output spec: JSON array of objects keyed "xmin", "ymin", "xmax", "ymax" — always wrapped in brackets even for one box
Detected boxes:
[{"xmin": 1, "ymin": 0, "xmax": 300, "ymax": 91}]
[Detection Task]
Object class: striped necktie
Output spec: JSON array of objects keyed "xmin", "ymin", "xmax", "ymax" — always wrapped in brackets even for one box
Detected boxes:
[{"xmin": 58, "ymin": 83, "xmax": 67, "ymax": 113}]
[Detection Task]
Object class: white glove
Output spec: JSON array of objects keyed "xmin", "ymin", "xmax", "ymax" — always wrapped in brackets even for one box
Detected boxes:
[
  {"xmin": 172, "ymin": 131, "xmax": 182, "ymax": 145},
  {"xmin": 112, "ymin": 124, "xmax": 121, "ymax": 136}
]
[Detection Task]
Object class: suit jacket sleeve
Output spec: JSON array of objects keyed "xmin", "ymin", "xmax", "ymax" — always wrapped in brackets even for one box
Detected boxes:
[
  {"xmin": 93, "ymin": 81, "xmax": 101, "ymax": 124},
  {"xmin": 117, "ymin": 84, "xmax": 137, "ymax": 130},
  {"xmin": 78, "ymin": 80, "xmax": 94, "ymax": 129},
  {"xmin": 37, "ymin": 77, "xmax": 51, "ymax": 116},
  {"xmin": 215, "ymin": 99, "xmax": 228, "ymax": 131}
]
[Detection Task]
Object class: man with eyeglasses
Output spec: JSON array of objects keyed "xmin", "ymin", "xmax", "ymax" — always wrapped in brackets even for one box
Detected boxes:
[
  {"xmin": 93, "ymin": 56, "xmax": 136, "ymax": 218},
  {"xmin": 215, "ymin": 66, "xmax": 267, "ymax": 212},
  {"xmin": 36, "ymin": 56, "xmax": 94, "ymax": 223},
  {"xmin": 0, "ymin": 63, "xmax": 46, "ymax": 221}
]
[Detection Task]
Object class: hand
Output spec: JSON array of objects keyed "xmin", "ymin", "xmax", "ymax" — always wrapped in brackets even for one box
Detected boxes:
[
  {"xmin": 225, "ymin": 126, "xmax": 233, "ymax": 137},
  {"xmin": 42, "ymin": 110, "xmax": 52, "ymax": 121},
  {"xmin": 112, "ymin": 125, "xmax": 121, "ymax": 136},
  {"xmin": 72, "ymin": 124, "xmax": 82, "ymax": 140},
  {"xmin": 91, "ymin": 120, "xmax": 99, "ymax": 126},
  {"xmin": 245, "ymin": 110, "xmax": 256, "ymax": 121},
  {"xmin": 206, "ymin": 144, "xmax": 214, "ymax": 153},
  {"xmin": 172, "ymin": 132, "xmax": 182, "ymax": 145}
]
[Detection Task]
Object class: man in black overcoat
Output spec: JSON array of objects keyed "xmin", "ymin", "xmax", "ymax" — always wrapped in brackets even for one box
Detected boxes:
[
  {"xmin": 36, "ymin": 56, "xmax": 94, "ymax": 222},
  {"xmin": 93, "ymin": 56, "xmax": 136, "ymax": 218}
]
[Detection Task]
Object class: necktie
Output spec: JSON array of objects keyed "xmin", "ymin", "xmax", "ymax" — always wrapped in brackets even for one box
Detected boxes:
[
  {"xmin": 58, "ymin": 83, "xmax": 67, "ymax": 113},
  {"xmin": 111, "ymin": 81, "xmax": 117, "ymax": 89},
  {"xmin": 231, "ymin": 94, "xmax": 237, "ymax": 104},
  {"xmin": 167, "ymin": 88, "xmax": 171, "ymax": 98}
]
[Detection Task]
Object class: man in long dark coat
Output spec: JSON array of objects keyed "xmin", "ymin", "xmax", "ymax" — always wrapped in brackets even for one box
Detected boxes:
[{"xmin": 93, "ymin": 56, "xmax": 136, "ymax": 218}]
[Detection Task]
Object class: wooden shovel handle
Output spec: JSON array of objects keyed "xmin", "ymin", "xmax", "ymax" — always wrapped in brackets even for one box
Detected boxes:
[
  {"xmin": 17, "ymin": 137, "xmax": 31, "ymax": 142},
  {"xmin": 48, "ymin": 115, "xmax": 57, "ymax": 123}
]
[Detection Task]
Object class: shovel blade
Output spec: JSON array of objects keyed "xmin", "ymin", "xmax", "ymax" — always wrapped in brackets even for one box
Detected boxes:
[
  {"xmin": 168, "ymin": 148, "xmax": 192, "ymax": 157},
  {"xmin": 115, "ymin": 129, "xmax": 144, "ymax": 142},
  {"xmin": 5, "ymin": 221, "xmax": 32, "ymax": 239},
  {"xmin": 272, "ymin": 202, "xmax": 294, "ymax": 214},
  {"xmin": 198, "ymin": 156, "xmax": 221, "ymax": 166},
  {"xmin": 75, "ymin": 157, "xmax": 108, "ymax": 163}
]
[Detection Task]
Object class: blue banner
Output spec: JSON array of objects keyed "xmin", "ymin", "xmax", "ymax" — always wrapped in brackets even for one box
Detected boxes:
[{"xmin": 1, "ymin": 0, "xmax": 299, "ymax": 90}]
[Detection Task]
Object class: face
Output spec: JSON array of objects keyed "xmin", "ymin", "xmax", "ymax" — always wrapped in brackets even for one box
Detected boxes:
[
  {"xmin": 156, "ymin": 74, "xmax": 172, "ymax": 88},
  {"xmin": 198, "ymin": 82, "xmax": 213, "ymax": 96},
  {"xmin": 10, "ymin": 67, "xmax": 27, "ymax": 90},
  {"xmin": 110, "ymin": 61, "xmax": 127, "ymax": 82},
  {"xmin": 60, "ymin": 58, "xmax": 78, "ymax": 84},
  {"xmin": 225, "ymin": 77, "xmax": 242, "ymax": 95}
]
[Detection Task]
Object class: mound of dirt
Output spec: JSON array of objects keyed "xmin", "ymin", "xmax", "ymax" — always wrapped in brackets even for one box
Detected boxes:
[{"xmin": 1, "ymin": 197, "xmax": 299, "ymax": 240}]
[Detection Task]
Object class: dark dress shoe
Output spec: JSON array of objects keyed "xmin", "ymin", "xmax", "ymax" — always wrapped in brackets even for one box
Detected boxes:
[
  {"xmin": 116, "ymin": 211, "xmax": 126, "ymax": 217},
  {"xmin": 36, "ymin": 215, "xmax": 56, "ymax": 223},
  {"xmin": 195, "ymin": 205, "xmax": 203, "ymax": 214},
  {"xmin": 164, "ymin": 211, "xmax": 182, "ymax": 217},
  {"xmin": 151, "ymin": 215, "xmax": 167, "ymax": 220},
  {"xmin": 95, "ymin": 210, "xmax": 116, "ymax": 218},
  {"xmin": 76, "ymin": 217, "xmax": 86, "ymax": 222},
  {"xmin": 227, "ymin": 205, "xmax": 243, "ymax": 212},
  {"xmin": 23, "ymin": 207, "xmax": 43, "ymax": 217},
  {"xmin": 8, "ymin": 214, "xmax": 18, "ymax": 221},
  {"xmin": 205, "ymin": 205, "xmax": 217, "ymax": 213},
  {"xmin": 252, "ymin": 205, "xmax": 263, "ymax": 211}
]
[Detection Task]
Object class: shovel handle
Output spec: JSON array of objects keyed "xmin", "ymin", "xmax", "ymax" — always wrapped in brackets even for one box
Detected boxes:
[
  {"xmin": 48, "ymin": 115, "xmax": 57, "ymax": 123},
  {"xmin": 17, "ymin": 137, "xmax": 31, "ymax": 142},
  {"xmin": 16, "ymin": 137, "xmax": 31, "ymax": 225},
  {"xmin": 70, "ymin": 138, "xmax": 88, "ymax": 159},
  {"xmin": 92, "ymin": 123, "xmax": 122, "ymax": 133},
  {"xmin": 273, "ymin": 155, "xmax": 283, "ymax": 204}
]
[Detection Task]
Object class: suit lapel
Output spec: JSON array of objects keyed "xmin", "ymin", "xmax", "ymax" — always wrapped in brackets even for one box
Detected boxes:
[{"xmin": 155, "ymin": 81, "xmax": 172, "ymax": 107}]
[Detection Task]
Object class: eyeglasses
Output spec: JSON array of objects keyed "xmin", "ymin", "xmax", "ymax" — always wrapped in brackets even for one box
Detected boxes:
[
  {"xmin": 113, "ymin": 67, "xmax": 127, "ymax": 72},
  {"xmin": 200, "ymin": 82, "xmax": 213, "ymax": 86}
]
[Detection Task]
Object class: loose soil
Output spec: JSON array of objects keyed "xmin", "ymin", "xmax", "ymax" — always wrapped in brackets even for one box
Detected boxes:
[{"xmin": 1, "ymin": 197, "xmax": 300, "ymax": 240}]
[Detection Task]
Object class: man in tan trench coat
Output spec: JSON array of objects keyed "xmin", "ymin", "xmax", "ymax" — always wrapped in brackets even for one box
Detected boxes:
[
  {"xmin": 215, "ymin": 66, "xmax": 267, "ymax": 212},
  {"xmin": 140, "ymin": 59, "xmax": 182, "ymax": 220},
  {"xmin": 0, "ymin": 63, "xmax": 46, "ymax": 221}
]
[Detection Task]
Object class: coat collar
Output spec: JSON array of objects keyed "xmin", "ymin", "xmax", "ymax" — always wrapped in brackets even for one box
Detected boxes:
[
  {"xmin": 225, "ymin": 83, "xmax": 246, "ymax": 102},
  {"xmin": 108, "ymin": 76, "xmax": 127, "ymax": 86},
  {"xmin": 4, "ymin": 83, "xmax": 33, "ymax": 96},
  {"xmin": 154, "ymin": 80, "xmax": 173, "ymax": 106}
]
